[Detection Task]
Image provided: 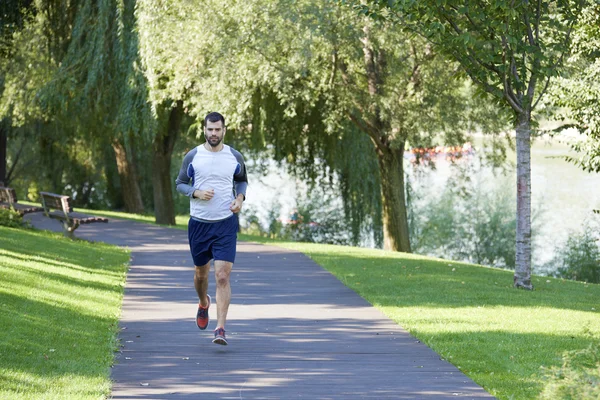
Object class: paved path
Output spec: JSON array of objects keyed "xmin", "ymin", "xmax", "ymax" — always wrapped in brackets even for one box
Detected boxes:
[{"xmin": 26, "ymin": 213, "xmax": 494, "ymax": 399}]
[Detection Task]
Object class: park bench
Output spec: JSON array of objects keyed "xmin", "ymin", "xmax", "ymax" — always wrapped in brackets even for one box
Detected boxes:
[
  {"xmin": 0, "ymin": 186, "xmax": 43, "ymax": 215},
  {"xmin": 39, "ymin": 191, "xmax": 108, "ymax": 238}
]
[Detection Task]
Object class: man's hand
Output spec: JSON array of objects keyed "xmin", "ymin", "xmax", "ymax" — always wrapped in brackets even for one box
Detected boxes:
[
  {"xmin": 230, "ymin": 195, "xmax": 244, "ymax": 213},
  {"xmin": 194, "ymin": 189, "xmax": 214, "ymax": 201}
]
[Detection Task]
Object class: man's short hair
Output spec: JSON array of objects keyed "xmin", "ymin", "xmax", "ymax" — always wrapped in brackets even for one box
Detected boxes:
[{"xmin": 204, "ymin": 112, "xmax": 225, "ymax": 127}]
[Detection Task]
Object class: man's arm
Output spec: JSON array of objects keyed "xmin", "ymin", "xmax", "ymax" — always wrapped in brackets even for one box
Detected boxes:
[
  {"xmin": 175, "ymin": 149, "xmax": 198, "ymax": 198},
  {"xmin": 231, "ymin": 149, "xmax": 248, "ymax": 200},
  {"xmin": 230, "ymin": 149, "xmax": 247, "ymax": 213}
]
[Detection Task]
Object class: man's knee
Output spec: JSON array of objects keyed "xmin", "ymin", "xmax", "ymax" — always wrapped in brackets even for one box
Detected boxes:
[
  {"xmin": 214, "ymin": 261, "xmax": 232, "ymax": 287},
  {"xmin": 216, "ymin": 275, "xmax": 229, "ymax": 287},
  {"xmin": 195, "ymin": 263, "xmax": 210, "ymax": 279}
]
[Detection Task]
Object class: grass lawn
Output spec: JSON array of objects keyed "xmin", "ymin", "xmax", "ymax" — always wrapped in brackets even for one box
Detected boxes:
[
  {"xmin": 12, "ymin": 205, "xmax": 600, "ymax": 398},
  {"xmin": 0, "ymin": 226, "xmax": 130, "ymax": 400},
  {"xmin": 239, "ymin": 235, "xmax": 600, "ymax": 400}
]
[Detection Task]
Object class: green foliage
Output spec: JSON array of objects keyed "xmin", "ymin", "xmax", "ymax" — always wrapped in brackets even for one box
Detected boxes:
[
  {"xmin": 0, "ymin": 208, "xmax": 25, "ymax": 228},
  {"xmin": 540, "ymin": 341, "xmax": 600, "ymax": 399},
  {"xmin": 0, "ymin": 0, "xmax": 157, "ymax": 210},
  {"xmin": 410, "ymin": 158, "xmax": 517, "ymax": 268},
  {"xmin": 359, "ymin": 0, "xmax": 584, "ymax": 117},
  {"xmin": 546, "ymin": 5, "xmax": 600, "ymax": 173},
  {"xmin": 137, "ymin": 0, "xmax": 486, "ymax": 249},
  {"xmin": 551, "ymin": 221, "xmax": 600, "ymax": 283},
  {"xmin": 285, "ymin": 194, "xmax": 352, "ymax": 246},
  {"xmin": 239, "ymin": 185, "xmax": 363, "ymax": 246}
]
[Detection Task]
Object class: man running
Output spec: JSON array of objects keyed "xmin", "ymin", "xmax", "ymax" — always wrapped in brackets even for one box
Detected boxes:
[{"xmin": 176, "ymin": 111, "xmax": 248, "ymax": 345}]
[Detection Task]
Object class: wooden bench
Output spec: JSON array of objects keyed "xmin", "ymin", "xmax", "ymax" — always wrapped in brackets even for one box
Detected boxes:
[
  {"xmin": 40, "ymin": 191, "xmax": 108, "ymax": 238},
  {"xmin": 0, "ymin": 186, "xmax": 43, "ymax": 215}
]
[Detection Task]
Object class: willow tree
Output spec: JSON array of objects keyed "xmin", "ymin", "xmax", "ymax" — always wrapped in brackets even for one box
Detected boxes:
[
  {"xmin": 37, "ymin": 0, "xmax": 151, "ymax": 214},
  {"xmin": 362, "ymin": 0, "xmax": 585, "ymax": 287},
  {"xmin": 139, "ymin": 0, "xmax": 477, "ymax": 251},
  {"xmin": 0, "ymin": 0, "xmax": 79, "ymax": 193},
  {"xmin": 0, "ymin": 0, "xmax": 34, "ymax": 185}
]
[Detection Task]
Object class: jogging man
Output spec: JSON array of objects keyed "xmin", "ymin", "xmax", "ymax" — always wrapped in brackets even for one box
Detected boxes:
[{"xmin": 176, "ymin": 112, "xmax": 248, "ymax": 345}]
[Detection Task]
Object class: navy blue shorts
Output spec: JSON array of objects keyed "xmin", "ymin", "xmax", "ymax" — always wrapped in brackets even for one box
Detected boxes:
[{"xmin": 188, "ymin": 215, "xmax": 239, "ymax": 266}]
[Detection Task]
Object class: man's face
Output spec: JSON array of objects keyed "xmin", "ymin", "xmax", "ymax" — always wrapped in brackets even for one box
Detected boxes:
[{"xmin": 204, "ymin": 120, "xmax": 225, "ymax": 147}]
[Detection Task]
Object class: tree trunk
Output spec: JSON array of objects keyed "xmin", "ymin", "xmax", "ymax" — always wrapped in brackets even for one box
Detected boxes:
[
  {"xmin": 152, "ymin": 101, "xmax": 183, "ymax": 225},
  {"xmin": 112, "ymin": 138, "xmax": 145, "ymax": 214},
  {"xmin": 0, "ymin": 120, "xmax": 6, "ymax": 186},
  {"xmin": 377, "ymin": 145, "xmax": 411, "ymax": 252},
  {"xmin": 514, "ymin": 111, "xmax": 533, "ymax": 289},
  {"xmin": 359, "ymin": 25, "xmax": 411, "ymax": 252}
]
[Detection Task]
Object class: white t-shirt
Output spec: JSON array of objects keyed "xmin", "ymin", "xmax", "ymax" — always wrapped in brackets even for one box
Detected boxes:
[{"xmin": 176, "ymin": 144, "xmax": 248, "ymax": 221}]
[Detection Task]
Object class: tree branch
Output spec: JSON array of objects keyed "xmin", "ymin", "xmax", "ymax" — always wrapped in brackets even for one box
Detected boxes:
[
  {"xmin": 6, "ymin": 140, "xmax": 25, "ymax": 184},
  {"xmin": 347, "ymin": 111, "xmax": 386, "ymax": 153},
  {"xmin": 523, "ymin": 12, "xmax": 536, "ymax": 46},
  {"xmin": 498, "ymin": 34, "xmax": 524, "ymax": 113},
  {"xmin": 532, "ymin": 22, "xmax": 575, "ymax": 109},
  {"xmin": 440, "ymin": 10, "xmax": 502, "ymax": 75},
  {"xmin": 535, "ymin": 0, "xmax": 541, "ymax": 43}
]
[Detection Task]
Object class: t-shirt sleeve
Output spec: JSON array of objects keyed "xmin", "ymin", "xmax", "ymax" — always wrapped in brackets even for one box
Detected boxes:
[
  {"xmin": 175, "ymin": 148, "xmax": 198, "ymax": 198},
  {"xmin": 231, "ymin": 148, "xmax": 248, "ymax": 200}
]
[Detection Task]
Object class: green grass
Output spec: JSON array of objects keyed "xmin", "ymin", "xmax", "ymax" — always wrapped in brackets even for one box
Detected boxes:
[
  {"xmin": 0, "ymin": 226, "xmax": 130, "ymax": 400},
  {"xmin": 15, "ymin": 205, "xmax": 600, "ymax": 398},
  {"xmin": 239, "ymin": 235, "xmax": 600, "ymax": 400}
]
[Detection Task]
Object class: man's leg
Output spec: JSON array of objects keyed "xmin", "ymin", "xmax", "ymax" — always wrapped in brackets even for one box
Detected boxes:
[
  {"xmin": 194, "ymin": 262, "xmax": 211, "ymax": 306},
  {"xmin": 195, "ymin": 262, "xmax": 211, "ymax": 330},
  {"xmin": 214, "ymin": 260, "xmax": 233, "ymax": 329}
]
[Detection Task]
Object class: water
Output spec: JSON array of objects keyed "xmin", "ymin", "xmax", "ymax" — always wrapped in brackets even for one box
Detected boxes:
[
  {"xmin": 243, "ymin": 135, "xmax": 600, "ymax": 270},
  {"xmin": 529, "ymin": 136, "xmax": 600, "ymax": 266}
]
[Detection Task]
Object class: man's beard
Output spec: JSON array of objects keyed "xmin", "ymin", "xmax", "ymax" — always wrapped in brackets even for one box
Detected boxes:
[{"xmin": 205, "ymin": 134, "xmax": 223, "ymax": 147}]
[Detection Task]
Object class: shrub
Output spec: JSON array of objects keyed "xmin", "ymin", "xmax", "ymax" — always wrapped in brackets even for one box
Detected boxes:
[
  {"xmin": 0, "ymin": 208, "xmax": 27, "ymax": 228},
  {"xmin": 410, "ymin": 160, "xmax": 518, "ymax": 268},
  {"xmin": 284, "ymin": 195, "xmax": 352, "ymax": 246},
  {"xmin": 239, "ymin": 204, "xmax": 267, "ymax": 237},
  {"xmin": 552, "ymin": 222, "xmax": 600, "ymax": 283},
  {"xmin": 539, "ymin": 341, "xmax": 600, "ymax": 399}
]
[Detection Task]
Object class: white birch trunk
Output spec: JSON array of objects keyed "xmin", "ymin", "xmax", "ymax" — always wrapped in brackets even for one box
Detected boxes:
[{"xmin": 514, "ymin": 112, "xmax": 533, "ymax": 289}]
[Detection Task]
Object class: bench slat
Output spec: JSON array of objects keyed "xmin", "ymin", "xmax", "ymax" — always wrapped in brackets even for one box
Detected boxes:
[
  {"xmin": 0, "ymin": 187, "xmax": 43, "ymax": 215},
  {"xmin": 40, "ymin": 192, "xmax": 72, "ymax": 213}
]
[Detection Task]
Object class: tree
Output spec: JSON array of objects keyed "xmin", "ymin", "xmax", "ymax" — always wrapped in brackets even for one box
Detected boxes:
[
  {"xmin": 0, "ymin": 0, "xmax": 35, "ymax": 186},
  {"xmin": 38, "ymin": 0, "xmax": 151, "ymax": 214},
  {"xmin": 143, "ymin": 0, "xmax": 479, "ymax": 251},
  {"xmin": 1, "ymin": 0, "xmax": 184, "ymax": 222},
  {"xmin": 0, "ymin": 0, "xmax": 80, "ymax": 195},
  {"xmin": 547, "ymin": 4, "xmax": 600, "ymax": 174},
  {"xmin": 360, "ymin": 0, "xmax": 585, "ymax": 288}
]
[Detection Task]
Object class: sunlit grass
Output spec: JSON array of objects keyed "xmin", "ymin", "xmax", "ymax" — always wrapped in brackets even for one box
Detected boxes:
[
  {"xmin": 238, "ymin": 236, "xmax": 600, "ymax": 400},
  {"xmin": 0, "ymin": 226, "xmax": 130, "ymax": 400},
  {"xmin": 16, "ymin": 206, "xmax": 600, "ymax": 399}
]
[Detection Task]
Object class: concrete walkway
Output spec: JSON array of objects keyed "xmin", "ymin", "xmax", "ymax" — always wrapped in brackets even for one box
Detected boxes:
[{"xmin": 25, "ymin": 213, "xmax": 494, "ymax": 399}]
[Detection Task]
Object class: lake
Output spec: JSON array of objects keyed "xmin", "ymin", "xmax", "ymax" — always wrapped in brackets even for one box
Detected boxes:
[{"xmin": 243, "ymin": 134, "xmax": 600, "ymax": 272}]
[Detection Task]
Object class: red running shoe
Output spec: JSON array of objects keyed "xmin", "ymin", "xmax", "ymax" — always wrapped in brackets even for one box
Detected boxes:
[{"xmin": 196, "ymin": 294, "xmax": 210, "ymax": 330}]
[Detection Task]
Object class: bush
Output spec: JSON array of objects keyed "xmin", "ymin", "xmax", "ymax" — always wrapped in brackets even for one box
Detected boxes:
[
  {"xmin": 0, "ymin": 208, "xmax": 27, "ymax": 228},
  {"xmin": 284, "ymin": 195, "xmax": 352, "ymax": 246},
  {"xmin": 539, "ymin": 341, "xmax": 600, "ymax": 399},
  {"xmin": 239, "ymin": 204, "xmax": 267, "ymax": 237},
  {"xmin": 410, "ymin": 160, "xmax": 518, "ymax": 268},
  {"xmin": 552, "ymin": 222, "xmax": 600, "ymax": 283}
]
